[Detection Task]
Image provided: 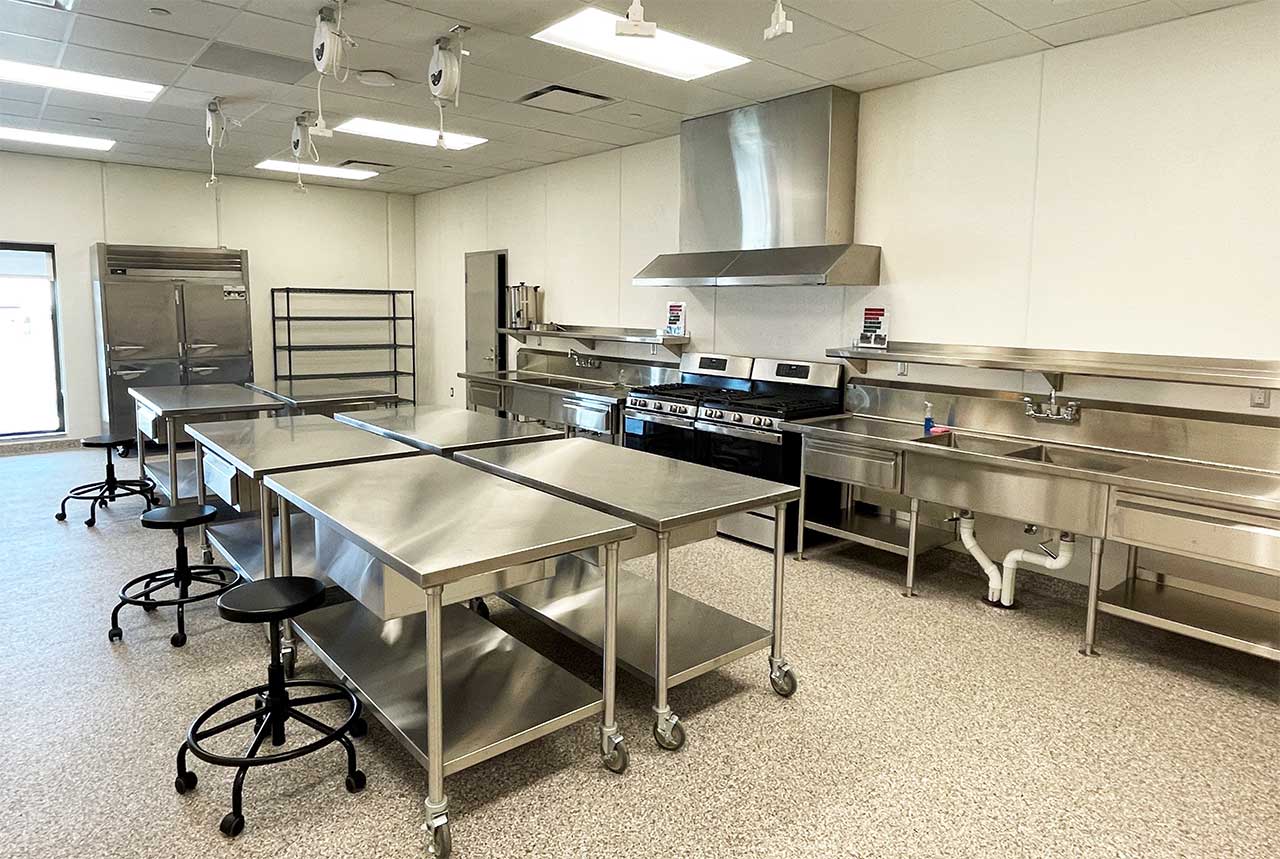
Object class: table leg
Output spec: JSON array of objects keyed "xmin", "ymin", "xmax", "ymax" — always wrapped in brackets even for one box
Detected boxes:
[
  {"xmin": 768, "ymin": 502, "xmax": 798, "ymax": 697},
  {"xmin": 136, "ymin": 427, "xmax": 146, "ymax": 482},
  {"xmin": 600, "ymin": 541, "xmax": 627, "ymax": 773},
  {"xmin": 652, "ymin": 532, "xmax": 683, "ymax": 750},
  {"xmin": 279, "ymin": 497, "xmax": 297, "ymax": 677},
  {"xmin": 423, "ymin": 585, "xmax": 451, "ymax": 856},
  {"xmin": 165, "ymin": 417, "xmax": 178, "ymax": 506},
  {"xmin": 795, "ymin": 457, "xmax": 807, "ymax": 561},
  {"xmin": 259, "ymin": 482, "xmax": 274, "ymax": 580},
  {"xmin": 194, "ymin": 442, "xmax": 212, "ymax": 563},
  {"xmin": 904, "ymin": 497, "xmax": 920, "ymax": 598},
  {"xmin": 1080, "ymin": 537, "xmax": 1104, "ymax": 656}
]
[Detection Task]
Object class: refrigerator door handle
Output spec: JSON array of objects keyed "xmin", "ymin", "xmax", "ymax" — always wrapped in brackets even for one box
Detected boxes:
[
  {"xmin": 186, "ymin": 366, "xmax": 220, "ymax": 375},
  {"xmin": 108, "ymin": 343, "xmax": 147, "ymax": 353},
  {"xmin": 186, "ymin": 342, "xmax": 220, "ymax": 350},
  {"xmin": 112, "ymin": 368, "xmax": 148, "ymax": 380}
]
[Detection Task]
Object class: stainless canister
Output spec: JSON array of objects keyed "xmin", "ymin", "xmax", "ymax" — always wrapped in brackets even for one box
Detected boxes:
[{"xmin": 506, "ymin": 282, "xmax": 543, "ymax": 329}]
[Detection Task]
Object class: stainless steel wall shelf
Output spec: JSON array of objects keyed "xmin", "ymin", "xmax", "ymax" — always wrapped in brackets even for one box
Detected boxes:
[
  {"xmin": 827, "ymin": 342, "xmax": 1280, "ymax": 391},
  {"xmin": 500, "ymin": 324, "xmax": 689, "ymax": 353}
]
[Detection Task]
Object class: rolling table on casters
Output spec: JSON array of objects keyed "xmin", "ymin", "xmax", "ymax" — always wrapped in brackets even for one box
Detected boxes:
[
  {"xmin": 183, "ymin": 413, "xmax": 422, "ymax": 674},
  {"xmin": 264, "ymin": 456, "xmax": 636, "ymax": 858},
  {"xmin": 455, "ymin": 436, "xmax": 802, "ymax": 752},
  {"xmin": 246, "ymin": 379, "xmax": 404, "ymax": 416},
  {"xmin": 128, "ymin": 384, "xmax": 284, "ymax": 505},
  {"xmin": 333, "ymin": 403, "xmax": 563, "ymax": 457}
]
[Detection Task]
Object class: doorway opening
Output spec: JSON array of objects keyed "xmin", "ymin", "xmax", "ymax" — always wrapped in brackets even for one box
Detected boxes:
[{"xmin": 0, "ymin": 243, "xmax": 63, "ymax": 437}]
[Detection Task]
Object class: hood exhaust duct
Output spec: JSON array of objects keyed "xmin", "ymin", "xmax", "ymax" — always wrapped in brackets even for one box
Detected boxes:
[{"xmin": 634, "ymin": 86, "xmax": 880, "ymax": 288}]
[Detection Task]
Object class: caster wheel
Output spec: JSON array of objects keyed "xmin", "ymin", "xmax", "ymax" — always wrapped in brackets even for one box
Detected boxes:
[
  {"xmin": 174, "ymin": 771, "xmax": 197, "ymax": 794},
  {"xmin": 653, "ymin": 720, "xmax": 686, "ymax": 751},
  {"xmin": 170, "ymin": 632, "xmax": 187, "ymax": 648},
  {"xmin": 770, "ymin": 666, "xmax": 798, "ymax": 698},
  {"xmin": 54, "ymin": 512, "xmax": 66, "ymax": 522},
  {"xmin": 430, "ymin": 821, "xmax": 452, "ymax": 858},
  {"xmin": 219, "ymin": 812, "xmax": 245, "ymax": 838},
  {"xmin": 142, "ymin": 602, "xmax": 158, "ymax": 613},
  {"xmin": 603, "ymin": 741, "xmax": 629, "ymax": 774},
  {"xmin": 108, "ymin": 627, "xmax": 123, "ymax": 643},
  {"xmin": 348, "ymin": 717, "xmax": 368, "ymax": 739},
  {"xmin": 84, "ymin": 519, "xmax": 96, "ymax": 528},
  {"xmin": 98, "ymin": 499, "xmax": 108, "ymax": 508},
  {"xmin": 345, "ymin": 770, "xmax": 366, "ymax": 793}
]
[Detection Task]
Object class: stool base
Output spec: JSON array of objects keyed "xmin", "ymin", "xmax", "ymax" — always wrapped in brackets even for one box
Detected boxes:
[
  {"xmin": 56, "ymin": 460, "xmax": 156, "ymax": 527},
  {"xmin": 109, "ymin": 562, "xmax": 237, "ymax": 647}
]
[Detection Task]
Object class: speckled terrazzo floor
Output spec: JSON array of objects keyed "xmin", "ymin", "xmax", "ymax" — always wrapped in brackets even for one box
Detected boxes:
[{"xmin": 1, "ymin": 448, "xmax": 1277, "ymax": 859}]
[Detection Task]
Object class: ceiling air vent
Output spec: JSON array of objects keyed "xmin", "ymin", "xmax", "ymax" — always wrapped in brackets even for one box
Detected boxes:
[
  {"xmin": 518, "ymin": 85, "xmax": 612, "ymax": 114},
  {"xmin": 337, "ymin": 159, "xmax": 395, "ymax": 171},
  {"xmin": 194, "ymin": 43, "xmax": 316, "ymax": 85}
]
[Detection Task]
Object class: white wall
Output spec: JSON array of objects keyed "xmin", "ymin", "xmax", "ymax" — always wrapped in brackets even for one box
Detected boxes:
[
  {"xmin": 0, "ymin": 151, "xmax": 415, "ymax": 440},
  {"xmin": 415, "ymin": 1, "xmax": 1279, "ymax": 415}
]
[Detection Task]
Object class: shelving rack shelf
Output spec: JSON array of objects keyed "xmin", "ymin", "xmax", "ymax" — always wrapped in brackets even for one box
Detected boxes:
[{"xmin": 272, "ymin": 287, "xmax": 416, "ymax": 402}]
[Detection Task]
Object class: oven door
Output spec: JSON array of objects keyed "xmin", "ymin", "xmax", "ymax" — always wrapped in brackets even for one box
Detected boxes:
[{"xmin": 624, "ymin": 410, "xmax": 701, "ymax": 463}]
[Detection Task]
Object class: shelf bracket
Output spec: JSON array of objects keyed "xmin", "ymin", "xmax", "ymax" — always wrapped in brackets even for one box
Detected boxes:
[
  {"xmin": 571, "ymin": 338, "xmax": 598, "ymax": 350},
  {"xmin": 1039, "ymin": 371, "xmax": 1065, "ymax": 392},
  {"xmin": 843, "ymin": 357, "xmax": 868, "ymax": 374}
]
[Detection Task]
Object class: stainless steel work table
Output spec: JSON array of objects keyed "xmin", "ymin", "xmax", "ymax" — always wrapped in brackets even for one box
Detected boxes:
[
  {"xmin": 456, "ymin": 437, "xmax": 802, "ymax": 751},
  {"xmin": 333, "ymin": 403, "xmax": 563, "ymax": 456},
  {"xmin": 128, "ymin": 384, "xmax": 284, "ymax": 505},
  {"xmin": 246, "ymin": 379, "xmax": 402, "ymax": 415},
  {"xmin": 265, "ymin": 456, "xmax": 636, "ymax": 856}
]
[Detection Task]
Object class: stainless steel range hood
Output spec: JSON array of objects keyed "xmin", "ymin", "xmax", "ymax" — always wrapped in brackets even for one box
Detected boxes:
[{"xmin": 634, "ymin": 86, "xmax": 880, "ymax": 288}]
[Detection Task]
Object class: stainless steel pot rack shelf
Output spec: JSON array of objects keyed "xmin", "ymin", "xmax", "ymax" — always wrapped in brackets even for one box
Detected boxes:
[
  {"xmin": 499, "ymin": 324, "xmax": 690, "ymax": 354},
  {"xmin": 272, "ymin": 287, "xmax": 416, "ymax": 403},
  {"xmin": 827, "ymin": 342, "xmax": 1280, "ymax": 392}
]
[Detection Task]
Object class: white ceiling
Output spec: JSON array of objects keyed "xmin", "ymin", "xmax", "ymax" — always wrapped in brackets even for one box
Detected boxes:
[{"xmin": 0, "ymin": 0, "xmax": 1258, "ymax": 192}]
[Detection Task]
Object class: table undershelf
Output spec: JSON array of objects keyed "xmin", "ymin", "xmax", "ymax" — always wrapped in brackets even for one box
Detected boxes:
[{"xmin": 1099, "ymin": 578, "xmax": 1279, "ymax": 661}]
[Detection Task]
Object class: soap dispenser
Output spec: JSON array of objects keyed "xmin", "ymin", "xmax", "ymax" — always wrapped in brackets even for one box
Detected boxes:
[{"xmin": 923, "ymin": 401, "xmax": 935, "ymax": 435}]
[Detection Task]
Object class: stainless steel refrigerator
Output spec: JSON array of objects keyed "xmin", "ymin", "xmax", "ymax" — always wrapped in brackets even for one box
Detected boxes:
[{"xmin": 91, "ymin": 243, "xmax": 253, "ymax": 436}]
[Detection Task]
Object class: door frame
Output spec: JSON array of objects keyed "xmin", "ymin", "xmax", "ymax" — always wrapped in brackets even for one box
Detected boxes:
[
  {"xmin": 0, "ymin": 241, "xmax": 64, "ymax": 437},
  {"xmin": 463, "ymin": 249, "xmax": 508, "ymax": 374}
]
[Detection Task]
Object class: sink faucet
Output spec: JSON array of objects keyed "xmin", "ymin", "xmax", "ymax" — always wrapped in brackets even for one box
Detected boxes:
[
  {"xmin": 568, "ymin": 348, "xmax": 601, "ymax": 370},
  {"xmin": 1023, "ymin": 391, "xmax": 1081, "ymax": 423}
]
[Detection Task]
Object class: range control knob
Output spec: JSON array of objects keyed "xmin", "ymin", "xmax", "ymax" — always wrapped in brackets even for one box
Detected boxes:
[
  {"xmin": 752, "ymin": 416, "xmax": 763, "ymax": 426},
  {"xmin": 732, "ymin": 414, "xmax": 743, "ymax": 423},
  {"xmin": 762, "ymin": 418, "xmax": 774, "ymax": 428},
  {"xmin": 653, "ymin": 402, "xmax": 663, "ymax": 411}
]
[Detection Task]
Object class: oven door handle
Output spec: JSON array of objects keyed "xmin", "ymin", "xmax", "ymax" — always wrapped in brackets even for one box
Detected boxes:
[
  {"xmin": 625, "ymin": 410, "xmax": 696, "ymax": 430},
  {"xmin": 694, "ymin": 420, "xmax": 783, "ymax": 445}
]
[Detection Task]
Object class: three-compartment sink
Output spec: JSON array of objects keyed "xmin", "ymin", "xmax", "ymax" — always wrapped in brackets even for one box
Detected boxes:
[{"xmin": 1004, "ymin": 444, "xmax": 1143, "ymax": 474}]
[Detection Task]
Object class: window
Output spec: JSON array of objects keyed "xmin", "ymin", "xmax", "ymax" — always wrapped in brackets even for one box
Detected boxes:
[{"xmin": 0, "ymin": 244, "xmax": 63, "ymax": 436}]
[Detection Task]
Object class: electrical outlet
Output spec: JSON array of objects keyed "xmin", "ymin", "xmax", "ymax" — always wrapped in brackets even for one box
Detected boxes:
[
  {"xmin": 449, "ymin": 387, "xmax": 455, "ymax": 398},
  {"xmin": 1250, "ymin": 388, "xmax": 1270, "ymax": 409},
  {"xmin": 896, "ymin": 362, "xmax": 908, "ymax": 377}
]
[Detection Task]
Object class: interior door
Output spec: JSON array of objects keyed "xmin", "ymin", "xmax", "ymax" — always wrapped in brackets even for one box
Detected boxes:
[
  {"xmin": 100, "ymin": 279, "xmax": 181, "ymax": 361},
  {"xmin": 180, "ymin": 279, "xmax": 251, "ymax": 358},
  {"xmin": 464, "ymin": 251, "xmax": 505, "ymax": 374}
]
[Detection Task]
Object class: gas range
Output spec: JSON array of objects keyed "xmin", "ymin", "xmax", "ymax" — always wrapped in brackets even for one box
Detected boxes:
[{"xmin": 626, "ymin": 385, "xmax": 755, "ymax": 419}]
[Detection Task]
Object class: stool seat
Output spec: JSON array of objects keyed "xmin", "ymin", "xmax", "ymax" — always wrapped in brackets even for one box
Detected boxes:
[
  {"xmin": 141, "ymin": 503, "xmax": 217, "ymax": 530},
  {"xmin": 81, "ymin": 432, "xmax": 131, "ymax": 448},
  {"xmin": 218, "ymin": 577, "xmax": 326, "ymax": 624}
]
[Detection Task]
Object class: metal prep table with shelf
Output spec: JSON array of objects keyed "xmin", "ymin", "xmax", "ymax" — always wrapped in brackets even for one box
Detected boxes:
[
  {"xmin": 456, "ymin": 437, "xmax": 801, "ymax": 751},
  {"xmin": 128, "ymin": 383, "xmax": 284, "ymax": 505},
  {"xmin": 184, "ymin": 413, "xmax": 422, "ymax": 673},
  {"xmin": 265, "ymin": 456, "xmax": 636, "ymax": 857},
  {"xmin": 333, "ymin": 403, "xmax": 563, "ymax": 457},
  {"xmin": 246, "ymin": 379, "xmax": 403, "ymax": 416}
]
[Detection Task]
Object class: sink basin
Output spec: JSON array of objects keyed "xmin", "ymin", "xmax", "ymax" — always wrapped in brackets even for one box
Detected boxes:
[
  {"xmin": 1005, "ymin": 444, "xmax": 1139, "ymax": 474},
  {"xmin": 916, "ymin": 432, "xmax": 1035, "ymax": 456}
]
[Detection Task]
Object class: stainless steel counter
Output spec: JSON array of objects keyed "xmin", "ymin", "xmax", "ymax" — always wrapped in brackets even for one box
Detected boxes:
[
  {"xmin": 264, "ymin": 455, "xmax": 636, "ymax": 854},
  {"xmin": 334, "ymin": 404, "xmax": 562, "ymax": 457},
  {"xmin": 128, "ymin": 383, "xmax": 284, "ymax": 505},
  {"xmin": 456, "ymin": 437, "xmax": 801, "ymax": 749},
  {"xmin": 247, "ymin": 379, "xmax": 402, "ymax": 413},
  {"xmin": 457, "ymin": 370, "xmax": 629, "ymax": 404}
]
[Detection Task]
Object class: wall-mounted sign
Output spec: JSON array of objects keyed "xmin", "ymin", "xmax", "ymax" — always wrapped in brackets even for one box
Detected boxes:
[
  {"xmin": 222, "ymin": 285, "xmax": 247, "ymax": 301},
  {"xmin": 664, "ymin": 301, "xmax": 687, "ymax": 336}
]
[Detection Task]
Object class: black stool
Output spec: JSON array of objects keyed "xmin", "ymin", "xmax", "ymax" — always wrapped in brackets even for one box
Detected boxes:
[
  {"xmin": 109, "ymin": 505, "xmax": 238, "ymax": 647},
  {"xmin": 56, "ymin": 432, "xmax": 156, "ymax": 527},
  {"xmin": 175, "ymin": 577, "xmax": 367, "ymax": 838}
]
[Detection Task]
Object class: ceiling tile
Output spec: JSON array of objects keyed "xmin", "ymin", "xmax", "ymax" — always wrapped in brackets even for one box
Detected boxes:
[
  {"xmin": 41, "ymin": 104, "xmax": 145, "ymax": 130},
  {"xmin": 924, "ymin": 31, "xmax": 1050, "ymax": 71},
  {"xmin": 560, "ymin": 63, "xmax": 745, "ymax": 116},
  {"xmin": 786, "ymin": 0, "xmax": 955, "ymax": 31},
  {"xmin": 245, "ymin": 0, "xmax": 410, "ymax": 36},
  {"xmin": 0, "ymin": 31, "xmax": 62, "ymax": 65},
  {"xmin": 365, "ymin": 7, "xmax": 466, "ymax": 51},
  {"xmin": 0, "ymin": 80, "xmax": 50, "ymax": 105},
  {"xmin": 460, "ymin": 63, "xmax": 551, "ymax": 102},
  {"xmin": 772, "ymin": 33, "xmax": 911, "ymax": 80},
  {"xmin": 59, "ymin": 44, "xmax": 188, "ymax": 85},
  {"xmin": 0, "ymin": 0, "xmax": 72, "ymax": 41},
  {"xmin": 974, "ymin": 0, "xmax": 1152, "ymax": 29},
  {"xmin": 860, "ymin": 0, "xmax": 1022, "ymax": 58},
  {"xmin": 582, "ymin": 99, "xmax": 683, "ymax": 131},
  {"xmin": 462, "ymin": 28, "xmax": 603, "ymax": 81},
  {"xmin": 70, "ymin": 15, "xmax": 208, "ymax": 64},
  {"xmin": 1172, "ymin": 0, "xmax": 1254, "ymax": 11},
  {"xmin": 699, "ymin": 61, "xmax": 825, "ymax": 101},
  {"xmin": 45, "ymin": 88, "xmax": 158, "ymax": 116},
  {"xmin": 341, "ymin": 39, "xmax": 429, "ymax": 84},
  {"xmin": 73, "ymin": 0, "xmax": 240, "ymax": 39},
  {"xmin": 834, "ymin": 60, "xmax": 940, "ymax": 92},
  {"xmin": 175, "ymin": 67, "xmax": 298, "ymax": 103},
  {"xmin": 0, "ymin": 96, "xmax": 41, "ymax": 117},
  {"xmin": 404, "ymin": 0, "xmax": 585, "ymax": 34},
  {"xmin": 217, "ymin": 12, "xmax": 314, "ymax": 60},
  {"xmin": 1031, "ymin": 0, "xmax": 1185, "ymax": 45}
]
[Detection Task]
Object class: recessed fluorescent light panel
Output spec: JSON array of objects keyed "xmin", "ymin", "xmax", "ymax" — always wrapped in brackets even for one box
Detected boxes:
[
  {"xmin": 532, "ymin": 8, "xmax": 749, "ymax": 81},
  {"xmin": 255, "ymin": 160, "xmax": 378, "ymax": 180},
  {"xmin": 0, "ymin": 59, "xmax": 162, "ymax": 102},
  {"xmin": 0, "ymin": 125, "xmax": 115, "ymax": 151},
  {"xmin": 334, "ymin": 117, "xmax": 486, "ymax": 150}
]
